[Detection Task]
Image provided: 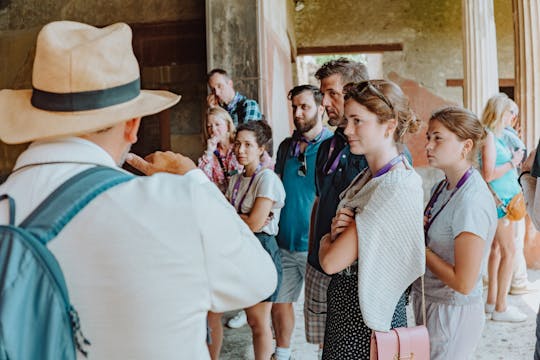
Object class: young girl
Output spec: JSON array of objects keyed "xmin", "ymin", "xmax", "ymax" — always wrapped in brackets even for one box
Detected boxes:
[
  {"xmin": 480, "ymin": 93, "xmax": 526, "ymax": 322},
  {"xmin": 225, "ymin": 120, "xmax": 285, "ymax": 360},
  {"xmin": 319, "ymin": 80, "xmax": 424, "ymax": 360},
  {"xmin": 413, "ymin": 107, "xmax": 497, "ymax": 359}
]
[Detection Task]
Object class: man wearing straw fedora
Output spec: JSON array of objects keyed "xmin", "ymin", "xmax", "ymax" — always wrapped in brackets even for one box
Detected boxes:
[{"xmin": 0, "ymin": 21, "xmax": 277, "ymax": 359}]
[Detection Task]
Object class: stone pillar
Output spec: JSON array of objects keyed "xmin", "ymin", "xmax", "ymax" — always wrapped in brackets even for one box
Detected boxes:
[
  {"xmin": 205, "ymin": 0, "xmax": 260, "ymax": 102},
  {"xmin": 461, "ymin": 0, "xmax": 499, "ymax": 116},
  {"xmin": 514, "ymin": 0, "xmax": 540, "ymax": 269},
  {"xmin": 512, "ymin": 0, "xmax": 540, "ymax": 149}
]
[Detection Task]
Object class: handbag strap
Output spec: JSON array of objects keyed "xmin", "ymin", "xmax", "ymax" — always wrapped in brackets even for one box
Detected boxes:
[
  {"xmin": 421, "ymin": 275, "xmax": 426, "ymax": 326},
  {"xmin": 487, "ymin": 182, "xmax": 506, "ymax": 210}
]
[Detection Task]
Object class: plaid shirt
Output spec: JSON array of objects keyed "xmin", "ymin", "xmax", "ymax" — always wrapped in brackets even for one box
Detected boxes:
[{"xmin": 224, "ymin": 92, "xmax": 262, "ymax": 126}]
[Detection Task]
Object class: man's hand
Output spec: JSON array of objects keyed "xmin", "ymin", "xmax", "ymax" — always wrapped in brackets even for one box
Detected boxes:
[
  {"xmin": 330, "ymin": 207, "xmax": 355, "ymax": 242},
  {"xmin": 522, "ymin": 147, "xmax": 537, "ymax": 172},
  {"xmin": 126, "ymin": 151, "xmax": 196, "ymax": 176}
]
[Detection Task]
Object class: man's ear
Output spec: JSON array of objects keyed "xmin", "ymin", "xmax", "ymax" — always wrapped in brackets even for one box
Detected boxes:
[
  {"xmin": 124, "ymin": 117, "xmax": 142, "ymax": 144},
  {"xmin": 318, "ymin": 104, "xmax": 325, "ymax": 118}
]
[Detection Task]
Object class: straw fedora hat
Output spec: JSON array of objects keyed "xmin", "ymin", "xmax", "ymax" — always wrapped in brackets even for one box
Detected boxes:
[{"xmin": 0, "ymin": 21, "xmax": 181, "ymax": 144}]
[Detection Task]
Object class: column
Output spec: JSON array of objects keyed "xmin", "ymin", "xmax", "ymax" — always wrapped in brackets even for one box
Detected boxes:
[
  {"xmin": 461, "ymin": 0, "xmax": 499, "ymax": 116},
  {"xmin": 205, "ymin": 0, "xmax": 260, "ymax": 102},
  {"xmin": 513, "ymin": 0, "xmax": 540, "ymax": 149}
]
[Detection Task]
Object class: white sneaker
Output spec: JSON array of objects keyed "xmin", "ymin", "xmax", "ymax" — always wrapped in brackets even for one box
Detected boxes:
[
  {"xmin": 226, "ymin": 310, "xmax": 247, "ymax": 328},
  {"xmin": 509, "ymin": 282, "xmax": 539, "ymax": 295},
  {"xmin": 484, "ymin": 303, "xmax": 495, "ymax": 320},
  {"xmin": 491, "ymin": 306, "xmax": 527, "ymax": 322}
]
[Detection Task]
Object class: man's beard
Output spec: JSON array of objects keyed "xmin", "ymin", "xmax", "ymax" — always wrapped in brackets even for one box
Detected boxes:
[{"xmin": 294, "ymin": 113, "xmax": 318, "ymax": 134}]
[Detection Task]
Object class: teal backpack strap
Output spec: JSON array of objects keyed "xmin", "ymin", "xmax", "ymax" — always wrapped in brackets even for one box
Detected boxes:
[
  {"xmin": 17, "ymin": 165, "xmax": 134, "ymax": 356},
  {"xmin": 0, "ymin": 194, "xmax": 15, "ymax": 225},
  {"xmin": 20, "ymin": 166, "xmax": 133, "ymax": 243}
]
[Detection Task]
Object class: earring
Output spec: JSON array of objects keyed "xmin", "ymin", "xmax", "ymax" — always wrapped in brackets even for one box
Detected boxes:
[
  {"xmin": 384, "ymin": 131, "xmax": 390, "ymax": 138},
  {"xmin": 461, "ymin": 149, "xmax": 467, "ymax": 159}
]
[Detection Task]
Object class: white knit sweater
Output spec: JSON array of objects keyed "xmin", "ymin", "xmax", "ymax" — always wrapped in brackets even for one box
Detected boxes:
[{"xmin": 338, "ymin": 167, "xmax": 425, "ymax": 331}]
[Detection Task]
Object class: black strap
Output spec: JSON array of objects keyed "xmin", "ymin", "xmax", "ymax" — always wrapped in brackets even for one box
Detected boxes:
[{"xmin": 275, "ymin": 137, "xmax": 293, "ymax": 178}]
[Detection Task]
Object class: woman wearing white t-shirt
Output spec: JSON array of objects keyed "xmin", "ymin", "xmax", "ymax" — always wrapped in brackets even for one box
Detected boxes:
[
  {"xmin": 412, "ymin": 107, "xmax": 497, "ymax": 359},
  {"xmin": 225, "ymin": 120, "xmax": 285, "ymax": 360}
]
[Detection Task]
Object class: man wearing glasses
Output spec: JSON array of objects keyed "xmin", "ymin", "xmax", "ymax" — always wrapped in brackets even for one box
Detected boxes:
[{"xmin": 271, "ymin": 85, "xmax": 330, "ymax": 360}]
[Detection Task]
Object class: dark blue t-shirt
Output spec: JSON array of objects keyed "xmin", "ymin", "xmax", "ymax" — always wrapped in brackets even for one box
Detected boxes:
[{"xmin": 308, "ymin": 129, "xmax": 367, "ymax": 273}]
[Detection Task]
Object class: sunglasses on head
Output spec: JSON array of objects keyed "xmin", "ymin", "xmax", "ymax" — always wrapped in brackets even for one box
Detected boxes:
[
  {"xmin": 298, "ymin": 152, "xmax": 307, "ymax": 177},
  {"xmin": 343, "ymin": 81, "xmax": 394, "ymax": 113}
]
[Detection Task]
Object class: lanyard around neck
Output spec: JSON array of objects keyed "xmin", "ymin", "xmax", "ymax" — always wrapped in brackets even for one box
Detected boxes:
[
  {"xmin": 231, "ymin": 164, "xmax": 262, "ymax": 212},
  {"xmin": 424, "ymin": 167, "xmax": 474, "ymax": 236},
  {"xmin": 323, "ymin": 136, "xmax": 346, "ymax": 175},
  {"xmin": 345, "ymin": 153, "xmax": 404, "ymax": 192},
  {"xmin": 291, "ymin": 128, "xmax": 328, "ymax": 157},
  {"xmin": 373, "ymin": 153, "xmax": 404, "ymax": 178}
]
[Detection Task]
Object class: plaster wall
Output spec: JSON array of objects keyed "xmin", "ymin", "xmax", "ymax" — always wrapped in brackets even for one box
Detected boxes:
[{"xmin": 294, "ymin": 0, "xmax": 514, "ymax": 105}]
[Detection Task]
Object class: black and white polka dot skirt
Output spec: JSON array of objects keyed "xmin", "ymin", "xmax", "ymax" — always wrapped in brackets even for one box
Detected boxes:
[{"xmin": 322, "ymin": 273, "xmax": 408, "ymax": 360}]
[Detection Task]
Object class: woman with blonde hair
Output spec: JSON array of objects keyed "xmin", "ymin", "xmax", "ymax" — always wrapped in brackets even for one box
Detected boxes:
[
  {"xmin": 481, "ymin": 93, "xmax": 526, "ymax": 322},
  {"xmin": 414, "ymin": 107, "xmax": 497, "ymax": 359},
  {"xmin": 319, "ymin": 80, "xmax": 425, "ymax": 359},
  {"xmin": 198, "ymin": 106, "xmax": 240, "ymax": 193}
]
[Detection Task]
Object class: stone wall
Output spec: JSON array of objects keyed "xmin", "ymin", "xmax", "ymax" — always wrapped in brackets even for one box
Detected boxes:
[
  {"xmin": 0, "ymin": 0, "xmax": 206, "ymax": 176},
  {"xmin": 294, "ymin": 0, "xmax": 514, "ymax": 105}
]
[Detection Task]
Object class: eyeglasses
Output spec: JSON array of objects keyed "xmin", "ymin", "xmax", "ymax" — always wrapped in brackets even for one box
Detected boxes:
[
  {"xmin": 298, "ymin": 152, "xmax": 307, "ymax": 177},
  {"xmin": 343, "ymin": 81, "xmax": 394, "ymax": 113}
]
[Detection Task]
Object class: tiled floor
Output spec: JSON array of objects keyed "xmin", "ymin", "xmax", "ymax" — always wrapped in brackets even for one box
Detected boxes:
[{"xmin": 221, "ymin": 269, "xmax": 540, "ymax": 359}]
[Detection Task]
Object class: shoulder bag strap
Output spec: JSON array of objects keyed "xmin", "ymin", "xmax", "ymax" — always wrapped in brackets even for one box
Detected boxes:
[{"xmin": 20, "ymin": 166, "xmax": 134, "ymax": 244}]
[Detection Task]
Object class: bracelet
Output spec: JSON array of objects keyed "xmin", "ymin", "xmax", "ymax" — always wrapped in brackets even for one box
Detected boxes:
[{"xmin": 518, "ymin": 171, "xmax": 531, "ymax": 186}]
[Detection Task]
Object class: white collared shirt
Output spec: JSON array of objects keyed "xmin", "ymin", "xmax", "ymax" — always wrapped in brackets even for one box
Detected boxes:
[{"xmin": 0, "ymin": 137, "xmax": 277, "ymax": 359}]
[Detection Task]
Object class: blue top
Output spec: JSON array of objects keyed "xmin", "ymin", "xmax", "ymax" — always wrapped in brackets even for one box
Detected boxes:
[
  {"xmin": 276, "ymin": 128, "xmax": 332, "ymax": 251},
  {"xmin": 487, "ymin": 135, "xmax": 521, "ymax": 201},
  {"xmin": 502, "ymin": 127, "xmax": 526, "ymax": 153}
]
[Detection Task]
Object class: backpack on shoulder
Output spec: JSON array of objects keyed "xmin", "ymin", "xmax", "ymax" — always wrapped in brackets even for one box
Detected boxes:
[{"xmin": 0, "ymin": 166, "xmax": 133, "ymax": 360}]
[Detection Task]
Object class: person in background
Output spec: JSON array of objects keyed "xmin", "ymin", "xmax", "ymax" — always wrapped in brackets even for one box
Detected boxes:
[
  {"xmin": 225, "ymin": 120, "xmax": 285, "ymax": 360},
  {"xmin": 319, "ymin": 80, "xmax": 424, "ymax": 360},
  {"xmin": 198, "ymin": 107, "xmax": 240, "ymax": 193},
  {"xmin": 207, "ymin": 68, "xmax": 262, "ymax": 126},
  {"xmin": 305, "ymin": 58, "xmax": 369, "ymax": 359},
  {"xmin": 501, "ymin": 100, "xmax": 535, "ymax": 295},
  {"xmin": 413, "ymin": 107, "xmax": 497, "ymax": 359},
  {"xmin": 271, "ymin": 85, "xmax": 331, "ymax": 360},
  {"xmin": 480, "ymin": 94, "xmax": 526, "ymax": 322},
  {"xmin": 519, "ymin": 143, "xmax": 540, "ymax": 359}
]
